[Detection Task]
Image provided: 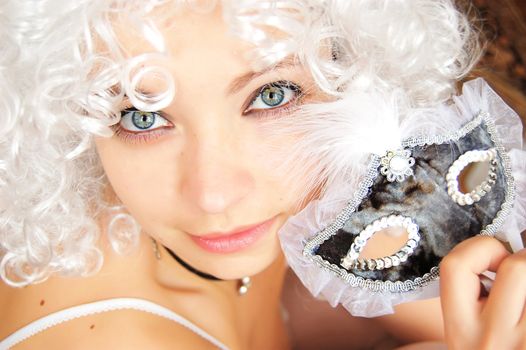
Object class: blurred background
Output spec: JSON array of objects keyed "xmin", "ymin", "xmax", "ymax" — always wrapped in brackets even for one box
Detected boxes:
[{"xmin": 471, "ymin": 0, "xmax": 526, "ymax": 136}]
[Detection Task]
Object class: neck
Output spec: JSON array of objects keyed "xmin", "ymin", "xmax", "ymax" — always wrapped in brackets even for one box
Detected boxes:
[
  {"xmin": 145, "ymin": 234, "xmax": 290, "ymax": 349},
  {"xmin": 235, "ymin": 251, "xmax": 290, "ymax": 350}
]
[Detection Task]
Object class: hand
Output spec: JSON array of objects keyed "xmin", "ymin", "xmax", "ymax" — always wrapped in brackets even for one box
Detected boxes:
[{"xmin": 440, "ymin": 235, "xmax": 526, "ymax": 349}]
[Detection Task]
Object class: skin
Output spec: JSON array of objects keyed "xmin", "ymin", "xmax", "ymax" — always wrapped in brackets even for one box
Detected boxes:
[{"xmin": 1, "ymin": 3, "xmax": 526, "ymax": 350}]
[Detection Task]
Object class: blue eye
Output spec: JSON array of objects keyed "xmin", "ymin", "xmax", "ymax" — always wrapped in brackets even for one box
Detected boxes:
[
  {"xmin": 260, "ymin": 85, "xmax": 285, "ymax": 106},
  {"xmin": 119, "ymin": 109, "xmax": 170, "ymax": 132},
  {"xmin": 246, "ymin": 81, "xmax": 300, "ymax": 113}
]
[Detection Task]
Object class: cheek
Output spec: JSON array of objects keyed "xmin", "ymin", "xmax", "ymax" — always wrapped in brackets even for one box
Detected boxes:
[
  {"xmin": 95, "ymin": 138, "xmax": 178, "ymax": 222},
  {"xmin": 249, "ymin": 129, "xmax": 309, "ymax": 208}
]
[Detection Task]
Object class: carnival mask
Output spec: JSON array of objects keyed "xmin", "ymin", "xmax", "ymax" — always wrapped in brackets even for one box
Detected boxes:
[{"xmin": 279, "ymin": 79, "xmax": 525, "ymax": 317}]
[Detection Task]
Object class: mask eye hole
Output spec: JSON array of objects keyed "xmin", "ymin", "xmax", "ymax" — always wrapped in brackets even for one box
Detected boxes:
[
  {"xmin": 446, "ymin": 148, "xmax": 498, "ymax": 206},
  {"xmin": 341, "ymin": 215, "xmax": 420, "ymax": 271},
  {"xmin": 359, "ymin": 227, "xmax": 409, "ymax": 259},
  {"xmin": 459, "ymin": 161, "xmax": 492, "ymax": 192}
]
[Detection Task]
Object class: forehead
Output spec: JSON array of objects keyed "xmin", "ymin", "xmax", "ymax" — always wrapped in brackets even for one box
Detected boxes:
[{"xmin": 111, "ymin": 3, "xmax": 255, "ymax": 70}]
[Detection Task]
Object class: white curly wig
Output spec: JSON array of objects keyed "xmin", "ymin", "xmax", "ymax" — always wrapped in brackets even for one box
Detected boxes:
[{"xmin": 0, "ymin": 0, "xmax": 481, "ymax": 286}]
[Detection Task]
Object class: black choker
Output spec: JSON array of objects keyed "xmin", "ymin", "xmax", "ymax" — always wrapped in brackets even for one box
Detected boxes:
[
  {"xmin": 163, "ymin": 246, "xmax": 221, "ymax": 281},
  {"xmin": 153, "ymin": 240, "xmax": 252, "ymax": 295}
]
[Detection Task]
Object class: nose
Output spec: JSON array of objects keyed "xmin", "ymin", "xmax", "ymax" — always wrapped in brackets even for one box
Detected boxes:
[{"xmin": 180, "ymin": 128, "xmax": 255, "ymax": 215}]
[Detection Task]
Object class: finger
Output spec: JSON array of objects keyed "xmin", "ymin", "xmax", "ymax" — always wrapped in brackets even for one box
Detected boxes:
[
  {"xmin": 440, "ymin": 236, "xmax": 510, "ymax": 335},
  {"xmin": 483, "ymin": 248, "xmax": 526, "ymax": 329}
]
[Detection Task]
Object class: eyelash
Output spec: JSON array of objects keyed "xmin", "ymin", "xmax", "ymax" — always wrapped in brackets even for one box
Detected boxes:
[
  {"xmin": 111, "ymin": 110, "xmax": 173, "ymax": 144},
  {"xmin": 112, "ymin": 80, "xmax": 303, "ymax": 143},
  {"xmin": 112, "ymin": 123, "xmax": 170, "ymax": 144},
  {"xmin": 243, "ymin": 81, "xmax": 303, "ymax": 118}
]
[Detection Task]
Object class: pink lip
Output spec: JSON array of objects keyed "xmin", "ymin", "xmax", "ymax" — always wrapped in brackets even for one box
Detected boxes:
[{"xmin": 189, "ymin": 217, "xmax": 277, "ymax": 254}]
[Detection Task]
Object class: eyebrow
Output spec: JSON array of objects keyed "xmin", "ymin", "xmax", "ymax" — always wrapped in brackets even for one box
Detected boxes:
[{"xmin": 226, "ymin": 58, "xmax": 299, "ymax": 95}]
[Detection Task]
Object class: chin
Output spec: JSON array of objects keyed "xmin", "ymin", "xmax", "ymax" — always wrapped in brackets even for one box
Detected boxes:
[{"xmin": 196, "ymin": 239, "xmax": 282, "ymax": 280}]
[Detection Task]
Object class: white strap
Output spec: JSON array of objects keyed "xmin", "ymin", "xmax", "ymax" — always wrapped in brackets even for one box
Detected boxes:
[{"xmin": 0, "ymin": 298, "xmax": 229, "ymax": 350}]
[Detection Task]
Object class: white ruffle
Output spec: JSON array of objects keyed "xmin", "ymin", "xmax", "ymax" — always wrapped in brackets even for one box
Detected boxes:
[
  {"xmin": 278, "ymin": 78, "xmax": 525, "ymax": 317},
  {"xmin": 501, "ymin": 148, "xmax": 526, "ymax": 251}
]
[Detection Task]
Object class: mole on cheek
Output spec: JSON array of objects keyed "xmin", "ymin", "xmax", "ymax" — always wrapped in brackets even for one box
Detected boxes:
[
  {"xmin": 39, "ymin": 299, "xmax": 45, "ymax": 306},
  {"xmin": 90, "ymin": 324, "xmax": 95, "ymax": 330}
]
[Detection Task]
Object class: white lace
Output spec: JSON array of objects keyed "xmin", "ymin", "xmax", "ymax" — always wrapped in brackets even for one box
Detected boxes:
[{"xmin": 0, "ymin": 297, "xmax": 229, "ymax": 350}]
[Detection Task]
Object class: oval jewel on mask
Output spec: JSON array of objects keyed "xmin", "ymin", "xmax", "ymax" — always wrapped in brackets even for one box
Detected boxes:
[{"xmin": 340, "ymin": 215, "xmax": 420, "ymax": 271}]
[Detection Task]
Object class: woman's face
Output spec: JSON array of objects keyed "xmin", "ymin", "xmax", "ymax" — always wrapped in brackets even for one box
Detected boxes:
[{"xmin": 95, "ymin": 4, "xmax": 316, "ymax": 279}]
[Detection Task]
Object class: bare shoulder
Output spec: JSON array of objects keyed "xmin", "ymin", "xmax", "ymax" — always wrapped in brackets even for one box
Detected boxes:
[
  {"xmin": 376, "ymin": 297, "xmax": 444, "ymax": 343},
  {"xmin": 12, "ymin": 307, "xmax": 221, "ymax": 350},
  {"xmin": 283, "ymin": 269, "xmax": 444, "ymax": 349},
  {"xmin": 282, "ymin": 269, "xmax": 394, "ymax": 349}
]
